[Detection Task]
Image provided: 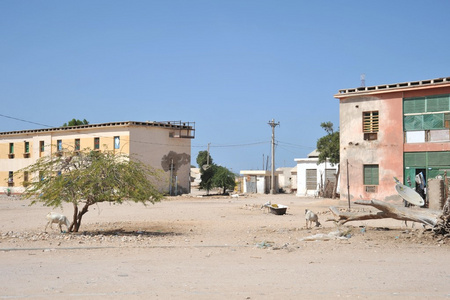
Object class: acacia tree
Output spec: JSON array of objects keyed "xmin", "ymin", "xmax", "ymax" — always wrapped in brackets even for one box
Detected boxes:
[
  {"xmin": 316, "ymin": 121, "xmax": 340, "ymax": 198},
  {"xmin": 196, "ymin": 151, "xmax": 235, "ymax": 195},
  {"xmin": 212, "ymin": 165, "xmax": 236, "ymax": 195},
  {"xmin": 19, "ymin": 149, "xmax": 164, "ymax": 232},
  {"xmin": 196, "ymin": 150, "xmax": 214, "ymax": 194}
]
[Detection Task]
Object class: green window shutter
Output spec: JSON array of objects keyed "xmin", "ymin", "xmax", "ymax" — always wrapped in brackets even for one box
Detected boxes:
[
  {"xmin": 364, "ymin": 165, "xmax": 379, "ymax": 185},
  {"xmin": 427, "ymin": 152, "xmax": 450, "ymax": 167},
  {"xmin": 404, "ymin": 152, "xmax": 426, "ymax": 167},
  {"xmin": 427, "ymin": 95, "xmax": 450, "ymax": 112},
  {"xmin": 404, "ymin": 115, "xmax": 423, "ymax": 130},
  {"xmin": 404, "ymin": 98, "xmax": 426, "ymax": 114},
  {"xmin": 423, "ymin": 113, "xmax": 444, "ymax": 130}
]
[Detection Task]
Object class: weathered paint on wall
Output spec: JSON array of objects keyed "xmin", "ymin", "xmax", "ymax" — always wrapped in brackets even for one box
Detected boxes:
[
  {"xmin": 339, "ymin": 93, "xmax": 404, "ymax": 201},
  {"xmin": 130, "ymin": 126, "xmax": 192, "ymax": 194},
  {"xmin": 337, "ymin": 82, "xmax": 450, "ymax": 202},
  {"xmin": 0, "ymin": 122, "xmax": 193, "ymax": 195}
]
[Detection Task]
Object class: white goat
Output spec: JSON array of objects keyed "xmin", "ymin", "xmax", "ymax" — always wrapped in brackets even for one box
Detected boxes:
[
  {"xmin": 260, "ymin": 200, "xmax": 271, "ymax": 213},
  {"xmin": 305, "ymin": 209, "xmax": 321, "ymax": 228},
  {"xmin": 45, "ymin": 212, "xmax": 71, "ymax": 232}
]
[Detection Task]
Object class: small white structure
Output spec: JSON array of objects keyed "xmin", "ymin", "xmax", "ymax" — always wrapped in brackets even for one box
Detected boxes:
[
  {"xmin": 295, "ymin": 150, "xmax": 339, "ymax": 197},
  {"xmin": 276, "ymin": 167, "xmax": 297, "ymax": 193},
  {"xmin": 190, "ymin": 167, "xmax": 201, "ymax": 188},
  {"xmin": 240, "ymin": 170, "xmax": 281, "ymax": 194}
]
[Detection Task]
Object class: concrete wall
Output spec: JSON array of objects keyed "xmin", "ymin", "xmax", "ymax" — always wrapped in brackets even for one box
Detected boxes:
[
  {"xmin": 0, "ymin": 123, "xmax": 192, "ymax": 195},
  {"xmin": 276, "ymin": 167, "xmax": 296, "ymax": 192},
  {"xmin": 338, "ymin": 84, "xmax": 450, "ymax": 202},
  {"xmin": 339, "ymin": 93, "xmax": 404, "ymax": 201},
  {"xmin": 295, "ymin": 158, "xmax": 339, "ymax": 197},
  {"xmin": 130, "ymin": 126, "xmax": 191, "ymax": 195}
]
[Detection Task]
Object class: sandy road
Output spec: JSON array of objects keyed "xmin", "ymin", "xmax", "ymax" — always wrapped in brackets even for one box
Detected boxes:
[{"xmin": 1, "ymin": 193, "xmax": 449, "ymax": 299}]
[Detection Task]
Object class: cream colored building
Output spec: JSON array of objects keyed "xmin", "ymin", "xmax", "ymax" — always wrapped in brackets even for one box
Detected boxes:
[{"xmin": 0, "ymin": 121, "xmax": 195, "ymax": 195}]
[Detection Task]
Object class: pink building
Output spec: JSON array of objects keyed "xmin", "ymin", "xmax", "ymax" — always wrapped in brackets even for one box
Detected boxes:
[{"xmin": 335, "ymin": 77, "xmax": 450, "ymax": 202}]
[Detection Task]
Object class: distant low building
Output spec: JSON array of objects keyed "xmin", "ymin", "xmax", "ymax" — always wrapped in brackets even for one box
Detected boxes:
[
  {"xmin": 276, "ymin": 166, "xmax": 297, "ymax": 193},
  {"xmin": 240, "ymin": 170, "xmax": 281, "ymax": 194},
  {"xmin": 190, "ymin": 167, "xmax": 201, "ymax": 188},
  {"xmin": 0, "ymin": 121, "xmax": 195, "ymax": 195},
  {"xmin": 294, "ymin": 150, "xmax": 339, "ymax": 197}
]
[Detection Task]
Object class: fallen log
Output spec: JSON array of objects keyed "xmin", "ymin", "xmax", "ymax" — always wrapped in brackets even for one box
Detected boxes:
[{"xmin": 329, "ymin": 199, "xmax": 439, "ymax": 227}]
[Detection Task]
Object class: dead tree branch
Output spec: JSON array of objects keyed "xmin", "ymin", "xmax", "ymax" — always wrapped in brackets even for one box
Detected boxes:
[{"xmin": 329, "ymin": 199, "xmax": 439, "ymax": 227}]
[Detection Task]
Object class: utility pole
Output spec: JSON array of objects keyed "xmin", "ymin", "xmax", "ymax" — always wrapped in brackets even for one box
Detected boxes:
[
  {"xmin": 206, "ymin": 143, "xmax": 211, "ymax": 166},
  {"xmin": 268, "ymin": 119, "xmax": 280, "ymax": 194}
]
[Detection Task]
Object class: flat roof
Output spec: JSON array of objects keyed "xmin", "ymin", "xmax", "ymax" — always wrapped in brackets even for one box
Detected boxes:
[
  {"xmin": 0, "ymin": 121, "xmax": 195, "ymax": 136},
  {"xmin": 335, "ymin": 76, "xmax": 450, "ymax": 98}
]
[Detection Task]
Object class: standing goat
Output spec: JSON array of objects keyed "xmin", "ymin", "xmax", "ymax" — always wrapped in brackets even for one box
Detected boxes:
[
  {"xmin": 45, "ymin": 212, "xmax": 71, "ymax": 232},
  {"xmin": 305, "ymin": 209, "xmax": 321, "ymax": 228}
]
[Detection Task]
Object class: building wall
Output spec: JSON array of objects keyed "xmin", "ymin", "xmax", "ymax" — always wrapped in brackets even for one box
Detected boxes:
[
  {"xmin": 0, "ymin": 123, "xmax": 192, "ymax": 195},
  {"xmin": 338, "ymin": 83, "xmax": 450, "ymax": 202},
  {"xmin": 295, "ymin": 158, "xmax": 339, "ymax": 197},
  {"xmin": 339, "ymin": 93, "xmax": 404, "ymax": 201},
  {"xmin": 276, "ymin": 167, "xmax": 296, "ymax": 192},
  {"xmin": 242, "ymin": 175, "xmax": 269, "ymax": 194},
  {"xmin": 129, "ymin": 126, "xmax": 192, "ymax": 194},
  {"xmin": 240, "ymin": 170, "xmax": 279, "ymax": 194},
  {"xmin": 0, "ymin": 128, "xmax": 131, "ymax": 192}
]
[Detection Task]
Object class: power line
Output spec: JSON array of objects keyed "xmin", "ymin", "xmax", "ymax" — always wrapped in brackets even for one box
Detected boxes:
[
  {"xmin": 0, "ymin": 113, "xmax": 54, "ymax": 128},
  {"xmin": 0, "ymin": 113, "xmax": 310, "ymax": 153},
  {"xmin": 193, "ymin": 141, "xmax": 269, "ymax": 148},
  {"xmin": 277, "ymin": 140, "xmax": 315, "ymax": 149}
]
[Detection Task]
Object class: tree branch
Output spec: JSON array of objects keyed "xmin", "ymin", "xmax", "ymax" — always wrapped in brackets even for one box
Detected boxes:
[{"xmin": 329, "ymin": 199, "xmax": 439, "ymax": 227}]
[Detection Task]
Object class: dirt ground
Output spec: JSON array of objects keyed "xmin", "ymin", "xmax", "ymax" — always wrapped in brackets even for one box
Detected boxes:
[{"xmin": 1, "ymin": 192, "xmax": 449, "ymax": 299}]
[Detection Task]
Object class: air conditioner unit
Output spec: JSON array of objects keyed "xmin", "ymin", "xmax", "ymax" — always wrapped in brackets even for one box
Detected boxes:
[{"xmin": 365, "ymin": 186, "xmax": 377, "ymax": 193}]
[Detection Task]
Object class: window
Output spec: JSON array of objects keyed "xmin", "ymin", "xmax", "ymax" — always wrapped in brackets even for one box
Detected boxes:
[
  {"xmin": 23, "ymin": 141, "xmax": 30, "ymax": 158},
  {"xmin": 23, "ymin": 171, "xmax": 29, "ymax": 186},
  {"xmin": 57, "ymin": 140, "xmax": 62, "ymax": 151},
  {"xmin": 40, "ymin": 141, "xmax": 45, "ymax": 152},
  {"xmin": 363, "ymin": 164, "xmax": 379, "ymax": 185},
  {"xmin": 114, "ymin": 136, "xmax": 120, "ymax": 149},
  {"xmin": 75, "ymin": 139, "xmax": 80, "ymax": 151},
  {"xmin": 94, "ymin": 137, "xmax": 100, "ymax": 150},
  {"xmin": 8, "ymin": 143, "xmax": 14, "ymax": 158},
  {"xmin": 363, "ymin": 111, "xmax": 379, "ymax": 140},
  {"xmin": 306, "ymin": 169, "xmax": 317, "ymax": 190},
  {"xmin": 404, "ymin": 94, "xmax": 450, "ymax": 132},
  {"xmin": 8, "ymin": 171, "xmax": 14, "ymax": 186}
]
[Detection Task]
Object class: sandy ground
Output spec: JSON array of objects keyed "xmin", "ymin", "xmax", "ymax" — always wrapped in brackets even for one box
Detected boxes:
[{"xmin": 0, "ymin": 192, "xmax": 449, "ymax": 299}]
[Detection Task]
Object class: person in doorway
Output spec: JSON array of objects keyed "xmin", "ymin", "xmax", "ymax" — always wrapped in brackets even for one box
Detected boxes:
[{"xmin": 415, "ymin": 172, "xmax": 426, "ymax": 206}]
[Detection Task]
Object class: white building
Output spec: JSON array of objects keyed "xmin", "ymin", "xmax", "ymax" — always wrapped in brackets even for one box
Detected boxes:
[
  {"xmin": 240, "ymin": 170, "xmax": 281, "ymax": 194},
  {"xmin": 295, "ymin": 150, "xmax": 339, "ymax": 197},
  {"xmin": 276, "ymin": 167, "xmax": 297, "ymax": 193}
]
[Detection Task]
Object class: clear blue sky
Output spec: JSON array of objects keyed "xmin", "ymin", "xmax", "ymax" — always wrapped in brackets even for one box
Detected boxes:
[{"xmin": 1, "ymin": 1, "xmax": 449, "ymax": 173}]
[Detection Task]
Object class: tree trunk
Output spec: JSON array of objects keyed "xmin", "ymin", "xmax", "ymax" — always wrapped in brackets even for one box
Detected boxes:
[
  {"xmin": 329, "ymin": 199, "xmax": 439, "ymax": 227},
  {"xmin": 332, "ymin": 164, "xmax": 340, "ymax": 199},
  {"xmin": 73, "ymin": 202, "xmax": 90, "ymax": 232},
  {"xmin": 69, "ymin": 203, "xmax": 78, "ymax": 232}
]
